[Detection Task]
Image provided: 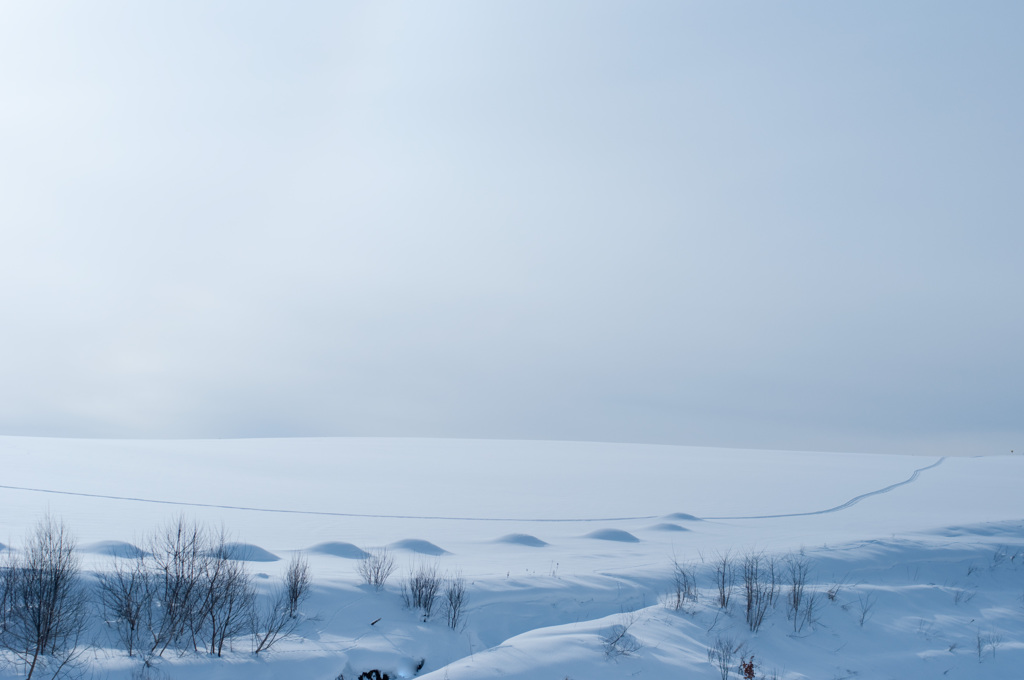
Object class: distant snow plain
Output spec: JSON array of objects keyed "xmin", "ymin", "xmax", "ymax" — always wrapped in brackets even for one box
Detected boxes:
[{"xmin": 0, "ymin": 436, "xmax": 1021, "ymax": 679}]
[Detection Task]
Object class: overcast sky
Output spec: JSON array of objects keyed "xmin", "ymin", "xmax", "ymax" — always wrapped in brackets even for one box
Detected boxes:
[{"xmin": 1, "ymin": 1, "xmax": 1021, "ymax": 455}]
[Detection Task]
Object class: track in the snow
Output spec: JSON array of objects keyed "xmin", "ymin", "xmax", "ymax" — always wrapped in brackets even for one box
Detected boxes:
[
  {"xmin": 0, "ymin": 457, "xmax": 945, "ymax": 523},
  {"xmin": 702, "ymin": 457, "xmax": 946, "ymax": 520}
]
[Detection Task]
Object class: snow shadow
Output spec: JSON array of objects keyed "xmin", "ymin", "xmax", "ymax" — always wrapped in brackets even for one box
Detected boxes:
[{"xmin": 583, "ymin": 529, "xmax": 640, "ymax": 543}]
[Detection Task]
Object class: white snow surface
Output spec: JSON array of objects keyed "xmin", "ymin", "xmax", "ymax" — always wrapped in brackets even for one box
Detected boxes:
[{"xmin": 0, "ymin": 436, "xmax": 1021, "ymax": 679}]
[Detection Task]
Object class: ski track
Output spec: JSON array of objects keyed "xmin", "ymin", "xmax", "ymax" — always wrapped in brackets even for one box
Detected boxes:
[
  {"xmin": 0, "ymin": 457, "xmax": 945, "ymax": 524},
  {"xmin": 702, "ymin": 457, "xmax": 946, "ymax": 520}
]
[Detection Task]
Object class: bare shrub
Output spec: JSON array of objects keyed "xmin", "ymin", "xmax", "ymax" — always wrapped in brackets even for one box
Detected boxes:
[
  {"xmin": 976, "ymin": 629, "xmax": 1002, "ymax": 661},
  {"xmin": 284, "ymin": 553, "xmax": 311, "ymax": 618},
  {"xmin": 712, "ymin": 551, "xmax": 735, "ymax": 609},
  {"xmin": 668, "ymin": 558, "xmax": 697, "ymax": 612},
  {"xmin": 856, "ymin": 592, "xmax": 877, "ymax": 627},
  {"xmin": 742, "ymin": 551, "xmax": 778, "ymax": 633},
  {"xmin": 826, "ymin": 576, "xmax": 847, "ymax": 602},
  {"xmin": 250, "ymin": 586, "xmax": 298, "ymax": 655},
  {"xmin": 401, "ymin": 563, "xmax": 442, "ymax": 621},
  {"xmin": 602, "ymin": 611, "xmax": 642, "ymax": 659},
  {"xmin": 442, "ymin": 572, "xmax": 468, "ymax": 631},
  {"xmin": 0, "ymin": 515, "xmax": 89, "ymax": 680},
  {"xmin": 250, "ymin": 552, "xmax": 312, "ymax": 654},
  {"xmin": 953, "ymin": 587, "xmax": 976, "ymax": 605},
  {"xmin": 786, "ymin": 554, "xmax": 818, "ymax": 633},
  {"xmin": 707, "ymin": 635, "xmax": 743, "ymax": 680},
  {"xmin": 358, "ymin": 548, "xmax": 396, "ymax": 591}
]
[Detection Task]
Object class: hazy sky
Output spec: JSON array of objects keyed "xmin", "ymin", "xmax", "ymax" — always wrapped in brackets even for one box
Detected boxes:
[{"xmin": 1, "ymin": 1, "xmax": 1021, "ymax": 455}]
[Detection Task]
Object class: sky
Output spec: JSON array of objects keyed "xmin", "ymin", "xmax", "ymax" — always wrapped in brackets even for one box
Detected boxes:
[{"xmin": 0, "ymin": 1, "xmax": 1021, "ymax": 455}]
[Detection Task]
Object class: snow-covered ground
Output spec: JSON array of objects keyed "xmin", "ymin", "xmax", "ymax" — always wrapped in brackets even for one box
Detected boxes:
[{"xmin": 0, "ymin": 436, "xmax": 1021, "ymax": 679}]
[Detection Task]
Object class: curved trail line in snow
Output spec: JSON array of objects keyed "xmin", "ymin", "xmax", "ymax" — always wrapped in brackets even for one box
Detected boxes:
[
  {"xmin": 0, "ymin": 484, "xmax": 656, "ymax": 523},
  {"xmin": 0, "ymin": 457, "xmax": 945, "ymax": 523},
  {"xmin": 703, "ymin": 457, "xmax": 946, "ymax": 520}
]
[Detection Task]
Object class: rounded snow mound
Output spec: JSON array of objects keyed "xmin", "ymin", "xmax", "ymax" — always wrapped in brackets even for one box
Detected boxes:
[
  {"xmin": 80, "ymin": 541, "xmax": 148, "ymax": 558},
  {"xmin": 216, "ymin": 542, "xmax": 280, "ymax": 562},
  {"xmin": 663, "ymin": 512, "xmax": 701, "ymax": 521},
  {"xmin": 495, "ymin": 533, "xmax": 548, "ymax": 547},
  {"xmin": 584, "ymin": 529, "xmax": 640, "ymax": 543},
  {"xmin": 389, "ymin": 539, "xmax": 449, "ymax": 556},
  {"xmin": 308, "ymin": 542, "xmax": 370, "ymax": 559},
  {"xmin": 647, "ymin": 523, "xmax": 690, "ymax": 532}
]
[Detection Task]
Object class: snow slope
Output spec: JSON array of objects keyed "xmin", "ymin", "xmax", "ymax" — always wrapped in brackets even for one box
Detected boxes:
[{"xmin": 0, "ymin": 436, "xmax": 1021, "ymax": 679}]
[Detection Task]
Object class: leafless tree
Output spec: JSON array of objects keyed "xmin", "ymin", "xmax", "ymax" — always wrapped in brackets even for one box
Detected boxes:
[
  {"xmin": 97, "ymin": 518, "xmax": 309, "ymax": 659},
  {"xmin": 712, "ymin": 551, "xmax": 735, "ymax": 610},
  {"xmin": 145, "ymin": 516, "xmax": 210, "ymax": 656},
  {"xmin": 98, "ymin": 553, "xmax": 151, "ymax": 657},
  {"xmin": 442, "ymin": 572, "xmax": 468, "ymax": 630},
  {"xmin": 358, "ymin": 548, "xmax": 396, "ymax": 591},
  {"xmin": 284, "ymin": 553, "xmax": 311, "ymax": 618},
  {"xmin": 103, "ymin": 521, "xmax": 258, "ymax": 659},
  {"xmin": 402, "ymin": 562, "xmax": 442, "ymax": 621},
  {"xmin": 0, "ymin": 515, "xmax": 89, "ymax": 680},
  {"xmin": 199, "ymin": 537, "xmax": 255, "ymax": 657}
]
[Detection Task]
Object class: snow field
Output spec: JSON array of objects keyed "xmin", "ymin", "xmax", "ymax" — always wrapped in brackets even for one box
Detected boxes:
[{"xmin": 0, "ymin": 436, "xmax": 1021, "ymax": 679}]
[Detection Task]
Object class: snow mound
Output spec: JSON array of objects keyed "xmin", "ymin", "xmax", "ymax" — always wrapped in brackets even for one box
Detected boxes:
[
  {"xmin": 583, "ymin": 529, "xmax": 639, "ymax": 543},
  {"xmin": 495, "ymin": 533, "xmax": 548, "ymax": 547},
  {"xmin": 308, "ymin": 542, "xmax": 370, "ymax": 559},
  {"xmin": 389, "ymin": 539, "xmax": 450, "ymax": 556},
  {"xmin": 647, "ymin": 523, "xmax": 689, "ymax": 532},
  {"xmin": 216, "ymin": 542, "xmax": 280, "ymax": 562},
  {"xmin": 663, "ymin": 512, "xmax": 701, "ymax": 521},
  {"xmin": 80, "ymin": 541, "xmax": 148, "ymax": 558}
]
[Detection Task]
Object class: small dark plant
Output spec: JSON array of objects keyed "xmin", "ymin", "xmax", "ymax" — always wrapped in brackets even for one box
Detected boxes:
[
  {"xmin": 739, "ymin": 654, "xmax": 756, "ymax": 679},
  {"xmin": 358, "ymin": 671, "xmax": 389, "ymax": 680}
]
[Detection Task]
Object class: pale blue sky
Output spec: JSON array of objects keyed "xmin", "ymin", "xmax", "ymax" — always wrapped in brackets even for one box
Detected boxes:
[{"xmin": 1, "ymin": 1, "xmax": 1021, "ymax": 454}]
